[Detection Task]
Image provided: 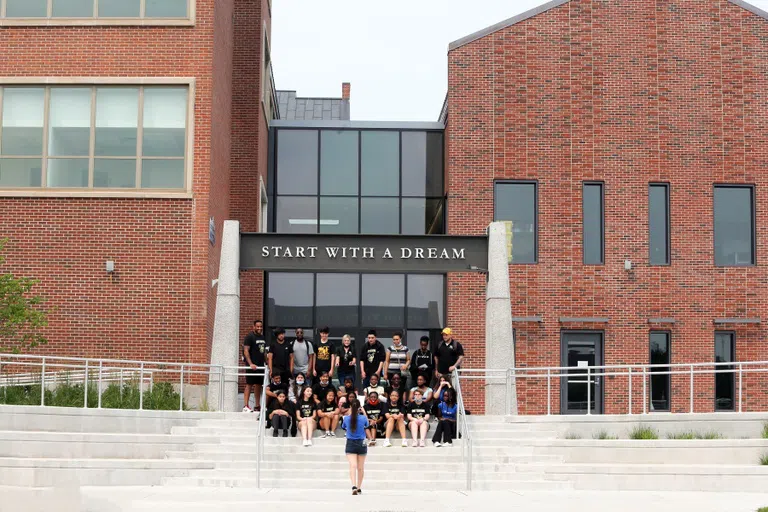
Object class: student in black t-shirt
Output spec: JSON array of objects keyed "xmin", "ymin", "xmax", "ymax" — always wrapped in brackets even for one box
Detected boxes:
[
  {"xmin": 268, "ymin": 328, "xmax": 294, "ymax": 385},
  {"xmin": 383, "ymin": 390, "xmax": 408, "ymax": 448},
  {"xmin": 385, "ymin": 373, "xmax": 407, "ymax": 405},
  {"xmin": 434, "ymin": 328, "xmax": 464, "ymax": 381},
  {"xmin": 265, "ymin": 373, "xmax": 289, "ymax": 410},
  {"xmin": 407, "ymin": 390, "xmax": 431, "ymax": 448},
  {"xmin": 267, "ymin": 391, "xmax": 292, "ymax": 437},
  {"xmin": 312, "ymin": 372, "xmax": 337, "ymax": 404},
  {"xmin": 335, "ymin": 334, "xmax": 357, "ymax": 386},
  {"xmin": 317, "ymin": 389, "xmax": 340, "ymax": 438},
  {"xmin": 363, "ymin": 391, "xmax": 386, "ymax": 446},
  {"xmin": 313, "ymin": 326, "xmax": 335, "ymax": 379},
  {"xmin": 411, "ymin": 336, "xmax": 434, "ymax": 387},
  {"xmin": 243, "ymin": 320, "xmax": 267, "ymax": 413},
  {"xmin": 359, "ymin": 330, "xmax": 386, "ymax": 390},
  {"xmin": 296, "ymin": 386, "xmax": 317, "ymax": 447},
  {"xmin": 340, "ymin": 390, "xmax": 358, "ymax": 418}
]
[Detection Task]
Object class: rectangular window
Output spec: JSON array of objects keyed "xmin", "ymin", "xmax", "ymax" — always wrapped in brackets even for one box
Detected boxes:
[
  {"xmin": 715, "ymin": 332, "xmax": 735, "ymax": 411},
  {"xmin": 649, "ymin": 332, "xmax": 670, "ymax": 411},
  {"xmin": 1, "ymin": 0, "xmax": 188, "ymax": 19},
  {"xmin": 583, "ymin": 182, "xmax": 604, "ymax": 265},
  {"xmin": 649, "ymin": 184, "xmax": 670, "ymax": 265},
  {"xmin": 714, "ymin": 185, "xmax": 755, "ymax": 266},
  {"xmin": 0, "ymin": 85, "xmax": 189, "ymax": 190},
  {"xmin": 494, "ymin": 181, "xmax": 537, "ymax": 264}
]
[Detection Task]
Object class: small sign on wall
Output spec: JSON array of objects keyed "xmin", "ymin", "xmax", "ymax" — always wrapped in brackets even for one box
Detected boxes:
[
  {"xmin": 577, "ymin": 360, "xmax": 589, "ymax": 368},
  {"xmin": 209, "ymin": 217, "xmax": 216, "ymax": 245}
]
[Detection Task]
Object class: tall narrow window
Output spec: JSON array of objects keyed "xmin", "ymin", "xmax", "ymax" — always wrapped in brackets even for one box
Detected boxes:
[
  {"xmin": 649, "ymin": 332, "xmax": 670, "ymax": 411},
  {"xmin": 494, "ymin": 181, "xmax": 537, "ymax": 264},
  {"xmin": 714, "ymin": 186, "xmax": 755, "ymax": 266},
  {"xmin": 715, "ymin": 332, "xmax": 735, "ymax": 411},
  {"xmin": 649, "ymin": 184, "xmax": 670, "ymax": 265},
  {"xmin": 583, "ymin": 182, "xmax": 604, "ymax": 265}
]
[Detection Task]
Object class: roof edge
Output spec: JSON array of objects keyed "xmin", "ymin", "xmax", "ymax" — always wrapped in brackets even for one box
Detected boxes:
[
  {"xmin": 448, "ymin": 0, "xmax": 570, "ymax": 51},
  {"xmin": 728, "ymin": 0, "xmax": 768, "ymax": 21}
]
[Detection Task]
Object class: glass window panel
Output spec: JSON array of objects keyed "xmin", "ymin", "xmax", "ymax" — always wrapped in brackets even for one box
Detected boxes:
[
  {"xmin": 5, "ymin": 0, "xmax": 47, "ymax": 17},
  {"xmin": 361, "ymin": 131, "xmax": 398, "ymax": 196},
  {"xmin": 52, "ymin": 0, "xmax": 94, "ymax": 17},
  {"xmin": 649, "ymin": 184, "xmax": 670, "ymax": 265},
  {"xmin": 714, "ymin": 186, "xmax": 754, "ymax": 266},
  {"xmin": 715, "ymin": 332, "xmax": 735, "ymax": 411},
  {"xmin": 0, "ymin": 159, "xmax": 42, "ymax": 187},
  {"xmin": 583, "ymin": 183, "xmax": 604, "ymax": 265},
  {"xmin": 94, "ymin": 159, "xmax": 136, "ymax": 188},
  {"xmin": 1, "ymin": 88, "xmax": 45, "ymax": 156},
  {"xmin": 361, "ymin": 198, "xmax": 399, "ymax": 234},
  {"xmin": 267, "ymin": 273, "xmax": 314, "ymax": 328},
  {"xmin": 407, "ymin": 275, "xmax": 444, "ymax": 329},
  {"xmin": 142, "ymin": 88, "xmax": 187, "ymax": 157},
  {"xmin": 495, "ymin": 182, "xmax": 537, "ymax": 264},
  {"xmin": 402, "ymin": 198, "xmax": 444, "ymax": 235},
  {"xmin": 316, "ymin": 274, "xmax": 359, "ymax": 327},
  {"xmin": 276, "ymin": 196, "xmax": 318, "ymax": 233},
  {"xmin": 98, "ymin": 0, "xmax": 140, "ymax": 16},
  {"xmin": 319, "ymin": 197, "xmax": 358, "ymax": 234},
  {"xmin": 320, "ymin": 130, "xmax": 358, "ymax": 196},
  {"xmin": 141, "ymin": 159, "xmax": 184, "ymax": 189},
  {"xmin": 48, "ymin": 88, "xmax": 91, "ymax": 157},
  {"xmin": 276, "ymin": 130, "xmax": 318, "ymax": 195},
  {"xmin": 145, "ymin": 0, "xmax": 187, "ymax": 17},
  {"xmin": 362, "ymin": 274, "xmax": 404, "ymax": 328},
  {"xmin": 95, "ymin": 88, "xmax": 138, "ymax": 157},
  {"xmin": 649, "ymin": 332, "xmax": 670, "ymax": 411},
  {"xmin": 402, "ymin": 131, "xmax": 443, "ymax": 197},
  {"xmin": 47, "ymin": 159, "xmax": 88, "ymax": 188}
]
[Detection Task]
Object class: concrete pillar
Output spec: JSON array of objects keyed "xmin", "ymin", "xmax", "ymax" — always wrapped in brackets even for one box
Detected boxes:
[
  {"xmin": 485, "ymin": 222, "xmax": 517, "ymax": 415},
  {"xmin": 208, "ymin": 220, "xmax": 241, "ymax": 412}
]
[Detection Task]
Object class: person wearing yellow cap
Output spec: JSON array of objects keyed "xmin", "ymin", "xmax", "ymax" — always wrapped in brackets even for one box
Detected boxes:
[{"xmin": 434, "ymin": 328, "xmax": 464, "ymax": 381}]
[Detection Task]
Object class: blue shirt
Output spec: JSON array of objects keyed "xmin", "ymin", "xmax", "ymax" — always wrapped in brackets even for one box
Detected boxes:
[
  {"xmin": 439, "ymin": 402, "xmax": 458, "ymax": 421},
  {"xmin": 342, "ymin": 414, "xmax": 369, "ymax": 440}
]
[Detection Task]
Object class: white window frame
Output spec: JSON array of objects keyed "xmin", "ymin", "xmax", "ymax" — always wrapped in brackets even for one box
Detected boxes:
[
  {"xmin": 0, "ymin": 77, "xmax": 195, "ymax": 198},
  {"xmin": 260, "ymin": 176, "xmax": 268, "ymax": 233},
  {"xmin": 0, "ymin": 0, "xmax": 195, "ymax": 26}
]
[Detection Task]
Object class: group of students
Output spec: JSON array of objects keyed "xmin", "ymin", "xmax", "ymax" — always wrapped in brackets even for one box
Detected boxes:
[{"xmin": 244, "ymin": 322, "xmax": 465, "ymax": 448}]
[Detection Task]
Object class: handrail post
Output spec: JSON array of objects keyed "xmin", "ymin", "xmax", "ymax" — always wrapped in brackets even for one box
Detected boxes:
[
  {"xmin": 98, "ymin": 360, "xmax": 103, "ymax": 409},
  {"xmin": 505, "ymin": 368, "xmax": 511, "ymax": 416},
  {"xmin": 40, "ymin": 357, "xmax": 46, "ymax": 406},
  {"xmin": 546, "ymin": 369, "xmax": 551, "ymax": 416},
  {"xmin": 586, "ymin": 366, "xmax": 592, "ymax": 416},
  {"xmin": 642, "ymin": 367, "xmax": 647, "ymax": 415},
  {"xmin": 738, "ymin": 363, "xmax": 743, "ymax": 413},
  {"xmin": 179, "ymin": 364, "xmax": 185, "ymax": 412},
  {"xmin": 628, "ymin": 367, "xmax": 633, "ymax": 415},
  {"xmin": 219, "ymin": 366, "xmax": 224, "ymax": 412},
  {"xmin": 139, "ymin": 362, "xmax": 144, "ymax": 410},
  {"xmin": 84, "ymin": 360, "xmax": 89, "ymax": 408},
  {"xmin": 689, "ymin": 364, "xmax": 694, "ymax": 413}
]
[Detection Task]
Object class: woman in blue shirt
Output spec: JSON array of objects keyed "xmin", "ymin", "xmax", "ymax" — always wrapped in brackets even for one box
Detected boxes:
[
  {"xmin": 342, "ymin": 399, "xmax": 369, "ymax": 495},
  {"xmin": 432, "ymin": 388, "xmax": 458, "ymax": 447}
]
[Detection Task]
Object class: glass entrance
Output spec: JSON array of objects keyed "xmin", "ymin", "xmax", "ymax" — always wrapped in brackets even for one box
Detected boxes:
[{"xmin": 561, "ymin": 332, "xmax": 604, "ymax": 414}]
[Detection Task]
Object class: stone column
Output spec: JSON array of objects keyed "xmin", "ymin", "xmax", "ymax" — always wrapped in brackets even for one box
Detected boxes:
[
  {"xmin": 485, "ymin": 222, "xmax": 517, "ymax": 415},
  {"xmin": 208, "ymin": 220, "xmax": 241, "ymax": 412}
]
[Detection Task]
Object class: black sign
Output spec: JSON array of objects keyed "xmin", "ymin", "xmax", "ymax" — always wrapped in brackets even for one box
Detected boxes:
[{"xmin": 240, "ymin": 233, "xmax": 488, "ymax": 273}]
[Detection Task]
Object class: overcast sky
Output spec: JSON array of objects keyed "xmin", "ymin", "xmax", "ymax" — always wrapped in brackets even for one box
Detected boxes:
[{"xmin": 272, "ymin": 0, "xmax": 768, "ymax": 122}]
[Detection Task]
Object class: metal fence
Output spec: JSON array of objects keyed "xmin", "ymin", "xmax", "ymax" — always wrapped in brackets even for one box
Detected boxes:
[{"xmin": 452, "ymin": 368, "xmax": 472, "ymax": 491}]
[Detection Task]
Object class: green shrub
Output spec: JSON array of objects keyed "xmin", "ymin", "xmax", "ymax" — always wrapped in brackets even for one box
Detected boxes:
[
  {"xmin": 757, "ymin": 507, "xmax": 768, "ymax": 512},
  {"xmin": 629, "ymin": 425, "xmax": 658, "ymax": 440},
  {"xmin": 760, "ymin": 454, "xmax": 768, "ymax": 466},
  {"xmin": 762, "ymin": 423, "xmax": 768, "ymax": 439},
  {"xmin": 593, "ymin": 430, "xmax": 618, "ymax": 440},
  {"xmin": 667, "ymin": 430, "xmax": 723, "ymax": 440},
  {"xmin": 700, "ymin": 431, "xmax": 723, "ymax": 440},
  {"xmin": 564, "ymin": 432, "xmax": 581, "ymax": 440}
]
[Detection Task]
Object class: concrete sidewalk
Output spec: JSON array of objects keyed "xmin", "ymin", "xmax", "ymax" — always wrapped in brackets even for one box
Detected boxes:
[{"xmin": 2, "ymin": 486, "xmax": 768, "ymax": 512}]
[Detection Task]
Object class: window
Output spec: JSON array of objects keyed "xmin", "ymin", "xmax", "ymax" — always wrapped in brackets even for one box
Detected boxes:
[
  {"xmin": 259, "ymin": 178, "xmax": 268, "ymax": 233},
  {"xmin": 320, "ymin": 130, "xmax": 358, "ymax": 196},
  {"xmin": 0, "ymin": 85, "xmax": 189, "ymax": 190},
  {"xmin": 267, "ymin": 273, "xmax": 314, "ymax": 328},
  {"xmin": 362, "ymin": 274, "xmax": 405, "ymax": 327},
  {"xmin": 649, "ymin": 184, "xmax": 670, "ymax": 265},
  {"xmin": 361, "ymin": 131, "xmax": 399, "ymax": 196},
  {"xmin": 714, "ymin": 185, "xmax": 755, "ymax": 266},
  {"xmin": 275, "ymin": 196, "xmax": 317, "ymax": 233},
  {"xmin": 361, "ymin": 198, "xmax": 399, "ymax": 234},
  {"xmin": 715, "ymin": 332, "xmax": 735, "ymax": 411},
  {"xmin": 261, "ymin": 25, "xmax": 275, "ymax": 122},
  {"xmin": 276, "ymin": 130, "xmax": 317, "ymax": 195},
  {"xmin": 407, "ymin": 275, "xmax": 444, "ymax": 328},
  {"xmin": 494, "ymin": 181, "xmax": 538, "ymax": 264},
  {"xmin": 649, "ymin": 332, "xmax": 670, "ymax": 411},
  {"xmin": 583, "ymin": 182, "xmax": 604, "ymax": 265},
  {"xmin": 316, "ymin": 274, "xmax": 359, "ymax": 327},
  {"xmin": 1, "ymin": 0, "xmax": 189, "ymax": 19},
  {"xmin": 402, "ymin": 131, "xmax": 443, "ymax": 197}
]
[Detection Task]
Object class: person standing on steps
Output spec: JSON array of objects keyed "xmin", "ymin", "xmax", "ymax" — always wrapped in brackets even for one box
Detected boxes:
[
  {"xmin": 243, "ymin": 320, "xmax": 267, "ymax": 413},
  {"xmin": 359, "ymin": 330, "xmax": 386, "ymax": 390},
  {"xmin": 434, "ymin": 328, "xmax": 464, "ymax": 386},
  {"xmin": 313, "ymin": 326, "xmax": 335, "ymax": 382},
  {"xmin": 268, "ymin": 327, "xmax": 294, "ymax": 386},
  {"xmin": 335, "ymin": 334, "xmax": 357, "ymax": 387},
  {"xmin": 411, "ymin": 336, "xmax": 434, "ymax": 389},
  {"xmin": 343, "ymin": 398, "xmax": 369, "ymax": 495},
  {"xmin": 384, "ymin": 331, "xmax": 410, "ymax": 386},
  {"xmin": 291, "ymin": 328, "xmax": 315, "ymax": 385}
]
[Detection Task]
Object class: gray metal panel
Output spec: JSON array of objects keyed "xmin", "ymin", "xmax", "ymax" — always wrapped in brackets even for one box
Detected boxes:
[
  {"xmin": 511, "ymin": 316, "xmax": 543, "ymax": 323},
  {"xmin": 271, "ymin": 120, "xmax": 445, "ymax": 130},
  {"xmin": 448, "ymin": 0, "xmax": 571, "ymax": 51},
  {"xmin": 241, "ymin": 233, "xmax": 488, "ymax": 273},
  {"xmin": 648, "ymin": 318, "xmax": 676, "ymax": 324},
  {"xmin": 559, "ymin": 317, "xmax": 609, "ymax": 323},
  {"xmin": 713, "ymin": 318, "xmax": 761, "ymax": 324},
  {"xmin": 728, "ymin": 0, "xmax": 768, "ymax": 21}
]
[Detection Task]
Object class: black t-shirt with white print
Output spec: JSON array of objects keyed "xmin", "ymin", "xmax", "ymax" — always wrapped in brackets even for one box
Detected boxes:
[
  {"xmin": 408, "ymin": 401, "xmax": 429, "ymax": 420},
  {"xmin": 364, "ymin": 401, "xmax": 385, "ymax": 423},
  {"xmin": 297, "ymin": 399, "xmax": 316, "ymax": 419}
]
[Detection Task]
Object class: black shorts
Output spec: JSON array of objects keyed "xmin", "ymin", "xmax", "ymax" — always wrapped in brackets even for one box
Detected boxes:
[
  {"xmin": 345, "ymin": 438, "xmax": 368, "ymax": 456},
  {"xmin": 245, "ymin": 368, "xmax": 264, "ymax": 385}
]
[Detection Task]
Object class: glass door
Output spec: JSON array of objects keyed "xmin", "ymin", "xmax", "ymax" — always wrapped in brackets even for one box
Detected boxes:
[{"xmin": 560, "ymin": 332, "xmax": 604, "ymax": 414}]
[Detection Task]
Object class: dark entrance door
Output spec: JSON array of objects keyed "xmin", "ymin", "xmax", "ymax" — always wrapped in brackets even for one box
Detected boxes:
[{"xmin": 560, "ymin": 332, "xmax": 604, "ymax": 414}]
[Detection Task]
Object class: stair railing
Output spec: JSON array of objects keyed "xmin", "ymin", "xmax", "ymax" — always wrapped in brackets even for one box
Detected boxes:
[
  {"xmin": 453, "ymin": 368, "xmax": 472, "ymax": 491},
  {"xmin": 256, "ymin": 365, "xmax": 270, "ymax": 489}
]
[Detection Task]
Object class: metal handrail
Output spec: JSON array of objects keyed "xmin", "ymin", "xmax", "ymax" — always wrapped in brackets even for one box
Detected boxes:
[
  {"xmin": 452, "ymin": 368, "xmax": 472, "ymax": 491},
  {"xmin": 256, "ymin": 365, "xmax": 270, "ymax": 489}
]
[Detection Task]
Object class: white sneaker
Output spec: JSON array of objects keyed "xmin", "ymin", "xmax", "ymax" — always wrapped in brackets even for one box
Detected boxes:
[
  {"xmin": 401, "ymin": 440, "xmax": 408, "ymax": 447},
  {"xmin": 302, "ymin": 440, "xmax": 309, "ymax": 447},
  {"xmin": 434, "ymin": 442, "xmax": 442, "ymax": 448},
  {"xmin": 412, "ymin": 441, "xmax": 419, "ymax": 448},
  {"xmin": 445, "ymin": 441, "xmax": 453, "ymax": 447},
  {"xmin": 242, "ymin": 406, "xmax": 252, "ymax": 413},
  {"xmin": 383, "ymin": 440, "xmax": 392, "ymax": 448},
  {"xmin": 308, "ymin": 440, "xmax": 313, "ymax": 446},
  {"xmin": 419, "ymin": 440, "xmax": 426, "ymax": 447}
]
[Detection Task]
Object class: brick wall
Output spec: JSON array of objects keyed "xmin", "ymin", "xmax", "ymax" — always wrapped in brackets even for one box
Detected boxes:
[{"xmin": 447, "ymin": 0, "xmax": 768, "ymax": 413}]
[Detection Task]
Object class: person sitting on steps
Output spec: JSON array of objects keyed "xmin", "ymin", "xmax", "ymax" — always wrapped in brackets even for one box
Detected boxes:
[
  {"xmin": 296, "ymin": 386, "xmax": 317, "ymax": 447},
  {"xmin": 363, "ymin": 390, "xmax": 385, "ymax": 446},
  {"xmin": 383, "ymin": 390, "xmax": 408, "ymax": 448},
  {"xmin": 268, "ymin": 390, "xmax": 292, "ymax": 437},
  {"xmin": 317, "ymin": 389, "xmax": 340, "ymax": 438},
  {"xmin": 432, "ymin": 388, "xmax": 458, "ymax": 447},
  {"xmin": 407, "ymin": 389, "xmax": 430, "ymax": 447}
]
